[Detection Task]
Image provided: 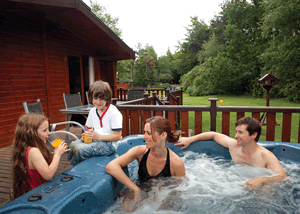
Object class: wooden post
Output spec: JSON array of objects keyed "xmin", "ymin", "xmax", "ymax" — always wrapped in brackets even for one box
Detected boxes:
[
  {"xmin": 152, "ymin": 92, "xmax": 157, "ymax": 105},
  {"xmin": 176, "ymin": 96, "xmax": 181, "ymax": 129},
  {"xmin": 282, "ymin": 112, "xmax": 291, "ymax": 142},
  {"xmin": 195, "ymin": 111, "xmax": 202, "ymax": 135},
  {"xmin": 43, "ymin": 21, "xmax": 50, "ymax": 118},
  {"xmin": 266, "ymin": 112, "xmax": 276, "ymax": 141},
  {"xmin": 79, "ymin": 56, "xmax": 85, "ymax": 104},
  {"xmin": 120, "ymin": 87, "xmax": 123, "ymax": 102},
  {"xmin": 166, "ymin": 89, "xmax": 170, "ymax": 102},
  {"xmin": 112, "ymin": 98, "xmax": 117, "ymax": 106},
  {"xmin": 165, "ymin": 101, "xmax": 169, "ymax": 118},
  {"xmin": 113, "ymin": 60, "xmax": 117, "ymax": 99},
  {"xmin": 222, "ymin": 112, "xmax": 230, "ymax": 136},
  {"xmin": 144, "ymin": 93, "xmax": 148, "ymax": 99},
  {"xmin": 180, "ymin": 87, "xmax": 183, "ymax": 106},
  {"xmin": 209, "ymin": 98, "xmax": 218, "ymax": 132},
  {"xmin": 298, "ymin": 114, "xmax": 300, "ymax": 143},
  {"xmin": 120, "ymin": 110, "xmax": 129, "ymax": 136}
]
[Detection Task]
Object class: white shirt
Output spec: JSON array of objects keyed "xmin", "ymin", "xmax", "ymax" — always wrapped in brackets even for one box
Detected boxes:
[{"xmin": 85, "ymin": 104, "xmax": 122, "ymax": 136}]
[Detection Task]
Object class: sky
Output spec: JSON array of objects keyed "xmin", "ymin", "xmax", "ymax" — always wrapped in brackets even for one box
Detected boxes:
[{"xmin": 83, "ymin": 0, "xmax": 225, "ymax": 57}]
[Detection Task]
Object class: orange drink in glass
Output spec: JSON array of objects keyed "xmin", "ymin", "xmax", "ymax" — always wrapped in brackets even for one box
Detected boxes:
[
  {"xmin": 84, "ymin": 126, "xmax": 93, "ymax": 143},
  {"xmin": 51, "ymin": 139, "xmax": 63, "ymax": 149},
  {"xmin": 84, "ymin": 134, "xmax": 93, "ymax": 143}
]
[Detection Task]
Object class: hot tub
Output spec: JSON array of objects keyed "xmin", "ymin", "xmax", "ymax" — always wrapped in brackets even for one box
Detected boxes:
[{"xmin": 1, "ymin": 135, "xmax": 300, "ymax": 214}]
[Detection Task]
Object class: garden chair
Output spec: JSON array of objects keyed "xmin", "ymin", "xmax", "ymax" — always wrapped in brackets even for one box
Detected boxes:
[
  {"xmin": 63, "ymin": 92, "xmax": 83, "ymax": 108},
  {"xmin": 23, "ymin": 99, "xmax": 85, "ymax": 152},
  {"xmin": 63, "ymin": 92, "xmax": 87, "ymax": 125}
]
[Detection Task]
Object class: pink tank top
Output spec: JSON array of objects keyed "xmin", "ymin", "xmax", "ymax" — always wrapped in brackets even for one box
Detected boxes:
[{"xmin": 26, "ymin": 147, "xmax": 46, "ymax": 189}]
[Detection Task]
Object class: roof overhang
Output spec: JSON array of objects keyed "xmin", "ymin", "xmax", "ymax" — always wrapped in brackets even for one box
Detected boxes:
[{"xmin": 1, "ymin": 0, "xmax": 135, "ymax": 60}]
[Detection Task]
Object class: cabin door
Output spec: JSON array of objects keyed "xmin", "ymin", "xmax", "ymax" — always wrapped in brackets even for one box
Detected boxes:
[
  {"xmin": 67, "ymin": 55, "xmax": 92, "ymax": 104},
  {"xmin": 68, "ymin": 55, "xmax": 81, "ymax": 95}
]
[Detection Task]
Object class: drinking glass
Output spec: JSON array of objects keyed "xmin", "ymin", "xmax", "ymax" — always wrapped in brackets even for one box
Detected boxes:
[
  {"xmin": 47, "ymin": 134, "xmax": 63, "ymax": 149},
  {"xmin": 84, "ymin": 127, "xmax": 93, "ymax": 143}
]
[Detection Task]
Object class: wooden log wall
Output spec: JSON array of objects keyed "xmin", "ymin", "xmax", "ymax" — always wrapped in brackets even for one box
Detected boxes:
[
  {"xmin": 0, "ymin": 13, "xmax": 47, "ymax": 148},
  {"xmin": 0, "ymin": 12, "xmax": 113, "ymax": 148}
]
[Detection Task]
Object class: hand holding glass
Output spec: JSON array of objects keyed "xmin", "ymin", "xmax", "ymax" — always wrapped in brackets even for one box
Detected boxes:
[
  {"xmin": 84, "ymin": 127, "xmax": 93, "ymax": 143},
  {"xmin": 48, "ymin": 135, "xmax": 63, "ymax": 149}
]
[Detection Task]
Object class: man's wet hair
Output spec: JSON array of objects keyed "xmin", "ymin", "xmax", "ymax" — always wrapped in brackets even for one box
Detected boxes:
[{"xmin": 235, "ymin": 117, "xmax": 261, "ymax": 142}]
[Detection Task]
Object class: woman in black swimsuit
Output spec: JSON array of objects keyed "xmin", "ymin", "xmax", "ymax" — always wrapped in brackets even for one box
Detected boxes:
[{"xmin": 106, "ymin": 116, "xmax": 185, "ymax": 211}]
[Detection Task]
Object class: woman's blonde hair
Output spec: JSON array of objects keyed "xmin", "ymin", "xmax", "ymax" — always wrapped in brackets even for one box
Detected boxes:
[{"xmin": 11, "ymin": 113, "xmax": 53, "ymax": 200}]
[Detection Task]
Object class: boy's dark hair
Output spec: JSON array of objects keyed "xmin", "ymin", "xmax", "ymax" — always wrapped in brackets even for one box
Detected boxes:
[
  {"xmin": 88, "ymin": 80, "xmax": 112, "ymax": 106},
  {"xmin": 235, "ymin": 117, "xmax": 261, "ymax": 142}
]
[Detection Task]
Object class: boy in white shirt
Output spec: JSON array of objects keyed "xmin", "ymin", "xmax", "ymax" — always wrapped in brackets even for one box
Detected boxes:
[{"xmin": 67, "ymin": 80, "xmax": 122, "ymax": 165}]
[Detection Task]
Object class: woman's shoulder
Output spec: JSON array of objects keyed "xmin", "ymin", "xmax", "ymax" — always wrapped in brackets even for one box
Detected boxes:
[
  {"xmin": 131, "ymin": 145, "xmax": 147, "ymax": 154},
  {"xmin": 168, "ymin": 148, "xmax": 185, "ymax": 176},
  {"xmin": 116, "ymin": 145, "xmax": 147, "ymax": 163},
  {"xmin": 169, "ymin": 149, "xmax": 184, "ymax": 166}
]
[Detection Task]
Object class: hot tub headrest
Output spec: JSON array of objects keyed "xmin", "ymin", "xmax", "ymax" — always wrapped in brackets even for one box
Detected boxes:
[{"xmin": 117, "ymin": 135, "xmax": 144, "ymax": 156}]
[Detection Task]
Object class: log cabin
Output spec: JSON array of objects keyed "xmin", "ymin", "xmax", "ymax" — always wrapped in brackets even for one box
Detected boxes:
[{"xmin": 0, "ymin": 0, "xmax": 135, "ymax": 148}]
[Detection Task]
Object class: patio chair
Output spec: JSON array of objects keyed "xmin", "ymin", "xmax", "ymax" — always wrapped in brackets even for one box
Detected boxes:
[
  {"xmin": 63, "ymin": 92, "xmax": 87, "ymax": 125},
  {"xmin": 63, "ymin": 92, "xmax": 83, "ymax": 108},
  {"xmin": 23, "ymin": 99, "xmax": 85, "ymax": 151}
]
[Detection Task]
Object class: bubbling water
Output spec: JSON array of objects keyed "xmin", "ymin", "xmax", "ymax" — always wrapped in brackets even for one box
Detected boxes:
[{"xmin": 104, "ymin": 151, "xmax": 300, "ymax": 214}]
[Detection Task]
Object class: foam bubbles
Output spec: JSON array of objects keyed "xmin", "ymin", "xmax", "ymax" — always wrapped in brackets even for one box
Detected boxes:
[{"xmin": 104, "ymin": 152, "xmax": 300, "ymax": 214}]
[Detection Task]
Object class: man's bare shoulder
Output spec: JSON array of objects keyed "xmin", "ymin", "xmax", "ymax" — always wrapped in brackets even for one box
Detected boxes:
[
  {"xmin": 223, "ymin": 135, "xmax": 237, "ymax": 148},
  {"xmin": 259, "ymin": 145, "xmax": 278, "ymax": 160}
]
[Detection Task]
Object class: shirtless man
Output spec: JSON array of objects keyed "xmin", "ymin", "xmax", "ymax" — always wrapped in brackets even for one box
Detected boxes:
[{"xmin": 175, "ymin": 117, "xmax": 286, "ymax": 188}]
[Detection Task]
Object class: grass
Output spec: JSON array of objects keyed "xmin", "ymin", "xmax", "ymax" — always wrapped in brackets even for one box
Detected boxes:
[{"xmin": 182, "ymin": 93, "xmax": 300, "ymax": 143}]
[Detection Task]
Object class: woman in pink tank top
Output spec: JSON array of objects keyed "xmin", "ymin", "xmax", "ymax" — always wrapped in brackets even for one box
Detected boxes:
[{"xmin": 11, "ymin": 113, "xmax": 70, "ymax": 200}]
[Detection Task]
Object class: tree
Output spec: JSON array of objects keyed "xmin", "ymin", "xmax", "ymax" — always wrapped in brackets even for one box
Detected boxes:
[
  {"xmin": 133, "ymin": 44, "xmax": 158, "ymax": 87},
  {"xmin": 258, "ymin": 0, "xmax": 300, "ymax": 102},
  {"xmin": 197, "ymin": 33, "xmax": 225, "ymax": 64},
  {"xmin": 180, "ymin": 0, "xmax": 267, "ymax": 95},
  {"xmin": 156, "ymin": 54, "xmax": 173, "ymax": 83},
  {"xmin": 89, "ymin": 0, "xmax": 122, "ymax": 37},
  {"xmin": 175, "ymin": 17, "xmax": 211, "ymax": 83},
  {"xmin": 209, "ymin": 0, "xmax": 230, "ymax": 46},
  {"xmin": 116, "ymin": 59, "xmax": 134, "ymax": 80}
]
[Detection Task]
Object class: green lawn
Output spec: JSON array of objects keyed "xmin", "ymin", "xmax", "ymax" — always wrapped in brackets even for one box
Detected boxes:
[{"xmin": 182, "ymin": 93, "xmax": 300, "ymax": 143}]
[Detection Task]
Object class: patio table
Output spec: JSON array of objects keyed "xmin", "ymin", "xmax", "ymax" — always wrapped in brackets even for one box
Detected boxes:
[
  {"xmin": 60, "ymin": 100, "xmax": 122, "ymax": 123},
  {"xmin": 60, "ymin": 104, "xmax": 93, "ymax": 122}
]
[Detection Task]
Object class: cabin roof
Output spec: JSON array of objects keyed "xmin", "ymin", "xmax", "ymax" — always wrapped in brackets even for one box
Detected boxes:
[{"xmin": 2, "ymin": 0, "xmax": 135, "ymax": 60}]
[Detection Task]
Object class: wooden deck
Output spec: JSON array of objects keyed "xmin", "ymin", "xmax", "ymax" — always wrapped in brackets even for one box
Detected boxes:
[{"xmin": 0, "ymin": 127, "xmax": 82, "ymax": 208}]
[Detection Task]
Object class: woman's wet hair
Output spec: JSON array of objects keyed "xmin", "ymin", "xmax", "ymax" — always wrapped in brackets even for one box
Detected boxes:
[
  {"xmin": 145, "ymin": 116, "xmax": 183, "ymax": 143},
  {"xmin": 235, "ymin": 117, "xmax": 261, "ymax": 142},
  {"xmin": 88, "ymin": 80, "xmax": 112, "ymax": 106}
]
